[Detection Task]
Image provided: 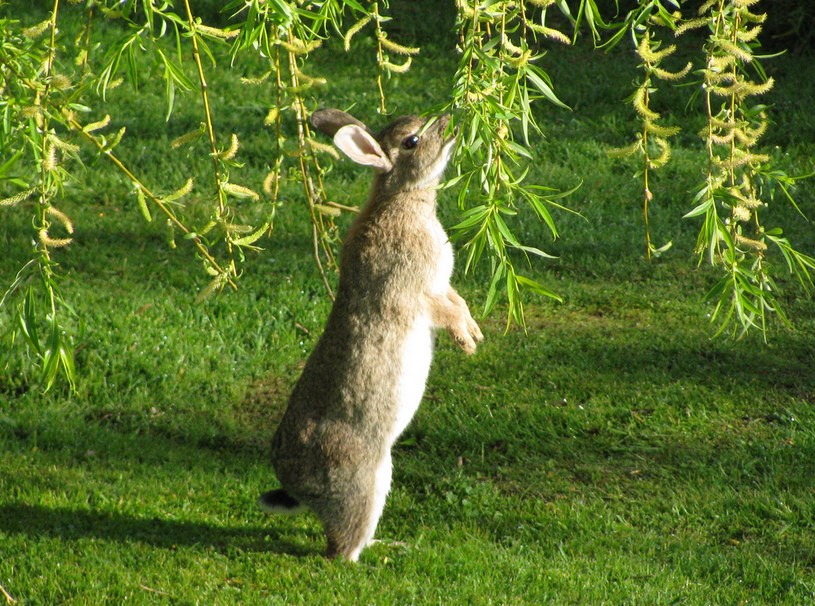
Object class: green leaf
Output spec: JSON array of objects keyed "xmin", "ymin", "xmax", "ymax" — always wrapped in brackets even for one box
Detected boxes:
[
  {"xmin": 525, "ymin": 65, "xmax": 570, "ymax": 110},
  {"xmin": 515, "ymin": 273, "xmax": 563, "ymax": 303},
  {"xmin": 451, "ymin": 205, "xmax": 490, "ymax": 232},
  {"xmin": 515, "ymin": 244, "xmax": 558, "ymax": 260},
  {"xmin": 20, "ymin": 287, "xmax": 42, "ymax": 355},
  {"xmin": 483, "ymin": 261, "xmax": 506, "ymax": 317}
]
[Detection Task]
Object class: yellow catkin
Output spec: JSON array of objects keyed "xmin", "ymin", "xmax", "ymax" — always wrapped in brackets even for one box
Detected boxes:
[
  {"xmin": 735, "ymin": 233, "xmax": 767, "ymax": 251},
  {"xmin": 293, "ymin": 68, "xmax": 327, "ymax": 87},
  {"xmin": 344, "ymin": 15, "xmax": 372, "ymax": 51},
  {"xmin": 224, "ymin": 223, "xmax": 253, "ymax": 234},
  {"xmin": 633, "ymin": 86, "xmax": 660, "ymax": 121},
  {"xmin": 0, "ymin": 187, "xmax": 37, "ymax": 207},
  {"xmin": 707, "ymin": 54, "xmax": 736, "ymax": 73},
  {"xmin": 47, "ymin": 206, "xmax": 74, "ymax": 234},
  {"xmin": 606, "ymin": 139, "xmax": 643, "ymax": 159},
  {"xmin": 105, "ymin": 127, "xmax": 126, "ymax": 151},
  {"xmin": 278, "ymin": 37, "xmax": 321, "ymax": 55},
  {"xmin": 675, "ymin": 17, "xmax": 708, "ymax": 36},
  {"xmin": 220, "ymin": 134, "xmax": 239, "ymax": 160},
  {"xmin": 222, "ymin": 182, "xmax": 260, "ymax": 200},
  {"xmin": 49, "ymin": 135, "xmax": 80, "ymax": 154},
  {"xmin": 728, "ymin": 186, "xmax": 762, "ymax": 209},
  {"xmin": 42, "ymin": 144, "xmax": 58, "ymax": 172},
  {"xmin": 649, "ymin": 137, "xmax": 671, "ymax": 169},
  {"xmin": 527, "ymin": 23, "xmax": 571, "ymax": 45},
  {"xmin": 136, "ymin": 186, "xmax": 152, "ymax": 222},
  {"xmin": 505, "ymin": 49, "xmax": 532, "ymax": 68},
  {"xmin": 314, "ymin": 204, "xmax": 342, "ymax": 217},
  {"xmin": 740, "ymin": 10, "xmax": 767, "ymax": 24},
  {"xmin": 653, "ymin": 62, "xmax": 692, "ymax": 82},
  {"xmin": 50, "ymin": 74, "xmax": 72, "ymax": 90},
  {"xmin": 705, "ymin": 71, "xmax": 736, "ymax": 86},
  {"xmin": 264, "ymin": 108, "xmax": 279, "ymax": 127},
  {"xmin": 165, "ymin": 178, "xmax": 194, "ymax": 202},
  {"xmin": 171, "ymin": 125, "xmax": 205, "ymax": 149},
  {"xmin": 708, "ymin": 131, "xmax": 736, "ymax": 145},
  {"xmin": 645, "ymin": 121, "xmax": 681, "ymax": 138},
  {"xmin": 637, "ymin": 36, "xmax": 676, "ymax": 64},
  {"xmin": 736, "ymin": 25, "xmax": 763, "ymax": 43},
  {"xmin": 698, "ymin": 0, "xmax": 718, "ymax": 16},
  {"xmin": 83, "ymin": 114, "xmax": 111, "ymax": 133},
  {"xmin": 195, "ymin": 24, "xmax": 239, "ymax": 40},
  {"xmin": 718, "ymin": 39, "xmax": 753, "ymax": 63},
  {"xmin": 22, "ymin": 105, "xmax": 44, "ymax": 128},
  {"xmin": 715, "ymin": 151, "xmax": 770, "ymax": 171},
  {"xmin": 382, "ymin": 57, "xmax": 412, "ymax": 74},
  {"xmin": 733, "ymin": 118, "xmax": 767, "ymax": 147},
  {"xmin": 307, "ymin": 138, "xmax": 340, "ymax": 160},
  {"xmin": 38, "ymin": 229, "xmax": 73, "ymax": 248},
  {"xmin": 379, "ymin": 35, "xmax": 420, "ymax": 56},
  {"xmin": 262, "ymin": 170, "xmax": 278, "ymax": 196},
  {"xmin": 732, "ymin": 206, "xmax": 752, "ymax": 223},
  {"xmin": 712, "ymin": 77, "xmax": 774, "ymax": 100},
  {"xmin": 22, "ymin": 20, "xmax": 51, "ymax": 39},
  {"xmin": 501, "ymin": 34, "xmax": 525, "ymax": 57},
  {"xmin": 196, "ymin": 273, "xmax": 227, "ymax": 303},
  {"xmin": 241, "ymin": 71, "xmax": 272, "ymax": 85}
]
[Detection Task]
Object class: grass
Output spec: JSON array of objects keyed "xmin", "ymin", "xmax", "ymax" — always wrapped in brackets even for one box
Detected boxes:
[{"xmin": 2, "ymin": 2, "xmax": 815, "ymax": 604}]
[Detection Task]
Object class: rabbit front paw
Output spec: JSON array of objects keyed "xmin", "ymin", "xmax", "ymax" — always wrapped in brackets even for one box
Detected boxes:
[
  {"xmin": 467, "ymin": 316, "xmax": 483, "ymax": 344},
  {"xmin": 450, "ymin": 323, "xmax": 478, "ymax": 355}
]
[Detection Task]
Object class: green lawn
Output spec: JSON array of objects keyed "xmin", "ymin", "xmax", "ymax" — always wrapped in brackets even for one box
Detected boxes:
[{"xmin": 2, "ymin": 3, "xmax": 815, "ymax": 604}]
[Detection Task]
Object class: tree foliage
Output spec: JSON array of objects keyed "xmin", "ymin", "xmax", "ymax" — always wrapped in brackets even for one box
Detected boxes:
[{"xmin": 1, "ymin": 0, "xmax": 812, "ymax": 390}]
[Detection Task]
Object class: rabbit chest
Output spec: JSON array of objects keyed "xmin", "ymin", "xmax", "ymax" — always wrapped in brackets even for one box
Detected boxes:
[{"xmin": 391, "ymin": 216, "xmax": 453, "ymax": 443}]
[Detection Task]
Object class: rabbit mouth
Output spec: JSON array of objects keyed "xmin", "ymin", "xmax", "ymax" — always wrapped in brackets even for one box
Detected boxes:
[
  {"xmin": 442, "ymin": 124, "xmax": 459, "ymax": 152},
  {"xmin": 444, "ymin": 125, "xmax": 459, "ymax": 151}
]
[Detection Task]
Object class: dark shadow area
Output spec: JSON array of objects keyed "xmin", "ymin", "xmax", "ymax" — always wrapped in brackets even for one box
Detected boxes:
[
  {"xmin": 0, "ymin": 502, "xmax": 318, "ymax": 557},
  {"xmin": 496, "ymin": 311, "xmax": 815, "ymax": 397}
]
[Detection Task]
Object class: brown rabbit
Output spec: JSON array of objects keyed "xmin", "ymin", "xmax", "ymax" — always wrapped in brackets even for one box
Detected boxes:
[{"xmin": 260, "ymin": 108, "xmax": 483, "ymax": 561}]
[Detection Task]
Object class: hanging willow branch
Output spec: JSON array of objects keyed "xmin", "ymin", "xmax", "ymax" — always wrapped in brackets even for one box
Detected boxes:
[
  {"xmin": 685, "ymin": 0, "xmax": 815, "ymax": 339},
  {"xmin": 607, "ymin": 1, "xmax": 690, "ymax": 260},
  {"xmin": 443, "ymin": 0, "xmax": 577, "ymax": 328}
]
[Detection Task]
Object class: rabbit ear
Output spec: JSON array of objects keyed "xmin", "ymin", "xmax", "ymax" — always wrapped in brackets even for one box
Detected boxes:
[
  {"xmin": 311, "ymin": 108, "xmax": 369, "ymax": 138},
  {"xmin": 333, "ymin": 124, "xmax": 393, "ymax": 172}
]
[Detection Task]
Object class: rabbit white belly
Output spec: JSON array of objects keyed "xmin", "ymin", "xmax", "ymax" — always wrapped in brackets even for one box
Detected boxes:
[
  {"xmin": 392, "ymin": 225, "xmax": 454, "ymax": 443},
  {"xmin": 393, "ymin": 313, "xmax": 433, "ymax": 443}
]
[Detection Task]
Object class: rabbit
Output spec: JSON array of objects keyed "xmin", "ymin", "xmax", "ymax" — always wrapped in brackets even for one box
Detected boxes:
[{"xmin": 259, "ymin": 108, "xmax": 483, "ymax": 562}]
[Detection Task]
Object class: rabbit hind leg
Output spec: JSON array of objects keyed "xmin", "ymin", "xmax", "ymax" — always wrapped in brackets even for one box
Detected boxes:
[
  {"xmin": 322, "ymin": 500, "xmax": 372, "ymax": 562},
  {"xmin": 365, "ymin": 452, "xmax": 393, "ymax": 547},
  {"xmin": 322, "ymin": 457, "xmax": 392, "ymax": 562}
]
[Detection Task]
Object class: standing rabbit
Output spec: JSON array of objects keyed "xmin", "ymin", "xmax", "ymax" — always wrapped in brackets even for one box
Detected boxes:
[{"xmin": 260, "ymin": 108, "xmax": 483, "ymax": 561}]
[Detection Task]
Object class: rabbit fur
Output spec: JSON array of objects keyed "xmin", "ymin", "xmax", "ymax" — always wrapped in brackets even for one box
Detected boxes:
[{"xmin": 261, "ymin": 108, "xmax": 483, "ymax": 561}]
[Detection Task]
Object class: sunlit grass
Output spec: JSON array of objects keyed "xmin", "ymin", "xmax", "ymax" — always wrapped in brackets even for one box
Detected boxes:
[{"xmin": 1, "ymin": 2, "xmax": 814, "ymax": 604}]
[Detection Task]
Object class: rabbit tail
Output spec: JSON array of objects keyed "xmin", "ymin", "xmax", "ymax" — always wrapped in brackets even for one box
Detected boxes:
[{"xmin": 259, "ymin": 489, "xmax": 307, "ymax": 515}]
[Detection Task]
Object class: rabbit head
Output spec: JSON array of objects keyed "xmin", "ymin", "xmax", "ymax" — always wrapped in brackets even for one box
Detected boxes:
[{"xmin": 311, "ymin": 109, "xmax": 457, "ymax": 194}]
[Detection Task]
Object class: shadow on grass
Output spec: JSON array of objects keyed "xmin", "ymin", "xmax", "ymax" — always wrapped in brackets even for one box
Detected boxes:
[{"xmin": 0, "ymin": 502, "xmax": 318, "ymax": 557}]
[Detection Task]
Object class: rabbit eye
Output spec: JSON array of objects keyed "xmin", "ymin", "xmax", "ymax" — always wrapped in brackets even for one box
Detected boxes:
[{"xmin": 401, "ymin": 135, "xmax": 420, "ymax": 150}]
